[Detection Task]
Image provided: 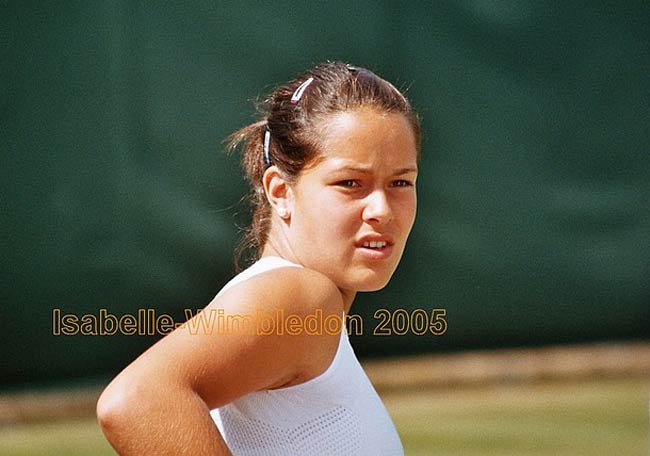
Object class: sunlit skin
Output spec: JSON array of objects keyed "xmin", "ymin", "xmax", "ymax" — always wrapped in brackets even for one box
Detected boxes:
[
  {"xmin": 262, "ymin": 107, "xmax": 419, "ymax": 312},
  {"xmin": 96, "ymin": 106, "xmax": 419, "ymax": 455}
]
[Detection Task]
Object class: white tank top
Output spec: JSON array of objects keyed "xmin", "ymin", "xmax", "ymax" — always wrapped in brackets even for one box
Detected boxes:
[{"xmin": 209, "ymin": 256, "xmax": 404, "ymax": 455}]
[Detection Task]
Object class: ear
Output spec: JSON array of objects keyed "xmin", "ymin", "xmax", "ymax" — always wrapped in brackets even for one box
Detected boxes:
[{"xmin": 262, "ymin": 166, "xmax": 293, "ymax": 220}]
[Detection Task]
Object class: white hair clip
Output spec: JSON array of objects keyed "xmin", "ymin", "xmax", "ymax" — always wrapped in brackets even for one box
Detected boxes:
[
  {"xmin": 263, "ymin": 129, "xmax": 271, "ymax": 166},
  {"xmin": 290, "ymin": 77, "xmax": 314, "ymax": 103}
]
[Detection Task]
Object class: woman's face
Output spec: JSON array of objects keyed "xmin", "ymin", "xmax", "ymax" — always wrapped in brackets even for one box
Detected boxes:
[{"xmin": 287, "ymin": 107, "xmax": 418, "ymax": 293}]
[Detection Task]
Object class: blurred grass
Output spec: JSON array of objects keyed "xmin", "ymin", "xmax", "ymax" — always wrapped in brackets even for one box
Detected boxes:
[
  {"xmin": 0, "ymin": 376, "xmax": 647, "ymax": 455},
  {"xmin": 388, "ymin": 376, "xmax": 648, "ymax": 456},
  {"xmin": 0, "ymin": 417, "xmax": 115, "ymax": 456}
]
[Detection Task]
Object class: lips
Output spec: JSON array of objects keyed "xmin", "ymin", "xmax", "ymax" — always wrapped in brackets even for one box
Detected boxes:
[{"xmin": 355, "ymin": 234, "xmax": 395, "ymax": 260}]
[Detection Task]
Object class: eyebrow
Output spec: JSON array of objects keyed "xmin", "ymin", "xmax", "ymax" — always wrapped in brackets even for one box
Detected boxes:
[{"xmin": 330, "ymin": 166, "xmax": 418, "ymax": 176}]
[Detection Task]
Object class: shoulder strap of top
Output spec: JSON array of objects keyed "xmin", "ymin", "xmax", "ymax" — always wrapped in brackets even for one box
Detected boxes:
[{"xmin": 218, "ymin": 256, "xmax": 303, "ymax": 296}]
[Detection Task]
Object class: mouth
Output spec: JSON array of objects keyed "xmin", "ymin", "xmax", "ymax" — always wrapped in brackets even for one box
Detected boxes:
[
  {"xmin": 361, "ymin": 240, "xmax": 388, "ymax": 249},
  {"xmin": 355, "ymin": 237, "xmax": 395, "ymax": 260}
]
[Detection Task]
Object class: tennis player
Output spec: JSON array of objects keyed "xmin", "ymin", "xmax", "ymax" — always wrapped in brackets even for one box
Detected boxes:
[{"xmin": 97, "ymin": 61, "xmax": 419, "ymax": 455}]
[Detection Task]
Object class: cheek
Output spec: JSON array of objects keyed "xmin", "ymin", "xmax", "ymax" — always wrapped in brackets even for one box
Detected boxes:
[
  {"xmin": 320, "ymin": 201, "xmax": 361, "ymax": 237},
  {"xmin": 398, "ymin": 195, "xmax": 418, "ymax": 230},
  {"xmin": 410, "ymin": 195, "xmax": 418, "ymax": 221},
  {"xmin": 295, "ymin": 190, "xmax": 350, "ymax": 234}
]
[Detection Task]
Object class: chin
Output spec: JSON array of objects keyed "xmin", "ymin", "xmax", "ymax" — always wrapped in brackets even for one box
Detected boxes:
[
  {"xmin": 359, "ymin": 283, "xmax": 389, "ymax": 292},
  {"xmin": 353, "ymin": 270, "xmax": 394, "ymax": 292}
]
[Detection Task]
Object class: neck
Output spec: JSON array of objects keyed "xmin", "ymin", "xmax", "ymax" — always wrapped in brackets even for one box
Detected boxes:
[{"xmin": 339, "ymin": 289, "xmax": 356, "ymax": 315}]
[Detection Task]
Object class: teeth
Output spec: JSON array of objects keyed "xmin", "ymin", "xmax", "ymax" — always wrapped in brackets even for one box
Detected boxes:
[{"xmin": 362, "ymin": 240, "xmax": 387, "ymax": 248}]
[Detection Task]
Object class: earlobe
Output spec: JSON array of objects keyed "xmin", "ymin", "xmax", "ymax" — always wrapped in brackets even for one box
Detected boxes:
[
  {"xmin": 263, "ymin": 166, "xmax": 292, "ymax": 220},
  {"xmin": 276, "ymin": 207, "xmax": 290, "ymax": 219}
]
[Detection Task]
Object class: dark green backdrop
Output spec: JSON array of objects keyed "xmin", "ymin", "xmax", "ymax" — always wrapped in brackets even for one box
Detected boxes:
[{"xmin": 2, "ymin": 1, "xmax": 649, "ymax": 388}]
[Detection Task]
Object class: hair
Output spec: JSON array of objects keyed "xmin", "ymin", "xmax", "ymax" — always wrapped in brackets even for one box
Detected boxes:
[{"xmin": 227, "ymin": 61, "xmax": 420, "ymax": 270}]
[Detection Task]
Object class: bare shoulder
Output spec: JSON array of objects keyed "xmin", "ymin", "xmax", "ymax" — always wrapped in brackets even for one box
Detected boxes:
[{"xmin": 203, "ymin": 265, "xmax": 344, "ymax": 389}]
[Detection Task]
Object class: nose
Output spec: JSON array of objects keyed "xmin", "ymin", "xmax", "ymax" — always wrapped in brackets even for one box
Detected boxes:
[{"xmin": 362, "ymin": 190, "xmax": 393, "ymax": 225}]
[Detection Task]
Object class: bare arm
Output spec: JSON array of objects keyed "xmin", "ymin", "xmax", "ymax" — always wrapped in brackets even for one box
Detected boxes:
[
  {"xmin": 97, "ymin": 267, "xmax": 343, "ymax": 455},
  {"xmin": 98, "ymin": 376, "xmax": 232, "ymax": 455}
]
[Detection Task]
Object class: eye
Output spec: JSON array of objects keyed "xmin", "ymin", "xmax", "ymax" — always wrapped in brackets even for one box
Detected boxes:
[
  {"xmin": 391, "ymin": 179, "xmax": 414, "ymax": 187},
  {"xmin": 336, "ymin": 179, "xmax": 360, "ymax": 188}
]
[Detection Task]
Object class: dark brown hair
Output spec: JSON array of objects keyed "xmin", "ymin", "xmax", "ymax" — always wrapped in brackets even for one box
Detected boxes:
[{"xmin": 228, "ymin": 61, "xmax": 420, "ymax": 270}]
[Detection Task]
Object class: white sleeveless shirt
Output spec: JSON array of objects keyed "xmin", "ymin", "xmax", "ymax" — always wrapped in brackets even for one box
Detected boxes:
[{"xmin": 210, "ymin": 256, "xmax": 404, "ymax": 455}]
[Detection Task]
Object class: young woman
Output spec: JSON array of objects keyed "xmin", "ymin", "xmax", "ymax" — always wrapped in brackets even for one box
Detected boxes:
[{"xmin": 97, "ymin": 61, "xmax": 420, "ymax": 455}]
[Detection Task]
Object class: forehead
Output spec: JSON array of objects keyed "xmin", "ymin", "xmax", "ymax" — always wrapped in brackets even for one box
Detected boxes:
[{"xmin": 313, "ymin": 108, "xmax": 418, "ymax": 170}]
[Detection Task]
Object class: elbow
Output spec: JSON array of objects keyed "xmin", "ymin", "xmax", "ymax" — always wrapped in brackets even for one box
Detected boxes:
[
  {"xmin": 97, "ymin": 370, "xmax": 185, "ymax": 438},
  {"xmin": 96, "ymin": 374, "xmax": 143, "ymax": 438},
  {"xmin": 96, "ymin": 380, "xmax": 127, "ymax": 436}
]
